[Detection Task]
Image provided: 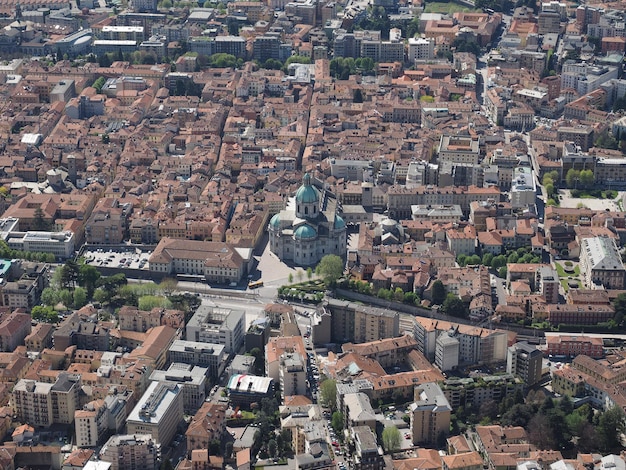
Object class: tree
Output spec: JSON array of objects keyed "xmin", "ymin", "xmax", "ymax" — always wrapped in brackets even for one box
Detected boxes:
[
  {"xmin": 442, "ymin": 293, "xmax": 467, "ymax": 318},
  {"xmin": 225, "ymin": 442, "xmax": 233, "ymax": 459},
  {"xmin": 268, "ymin": 439, "xmax": 278, "ymax": 458},
  {"xmin": 73, "ymin": 287, "xmax": 88, "ymax": 309},
  {"xmin": 565, "ymin": 169, "xmax": 580, "ymax": 188},
  {"xmin": 78, "ymin": 264, "xmax": 100, "ymax": 296},
  {"xmin": 431, "ymin": 280, "xmax": 446, "ymax": 305},
  {"xmin": 33, "ymin": 207, "xmax": 49, "ymax": 230},
  {"xmin": 320, "ymin": 379, "xmax": 337, "ymax": 410},
  {"xmin": 614, "ymin": 293, "xmax": 626, "ymax": 326},
  {"xmin": 159, "ymin": 277, "xmax": 178, "ymax": 295},
  {"xmin": 353, "ymin": 88, "xmax": 364, "ymax": 103},
  {"xmin": 382, "ymin": 426, "xmax": 401, "ymax": 453},
  {"xmin": 482, "ymin": 253, "xmax": 494, "ymax": 267},
  {"xmin": 138, "ymin": 295, "xmax": 171, "ymax": 311},
  {"xmin": 597, "ymin": 406, "xmax": 625, "ymax": 452},
  {"xmin": 331, "ymin": 411, "xmax": 344, "ymax": 434},
  {"xmin": 498, "ymin": 266, "xmax": 508, "ymax": 278},
  {"xmin": 316, "ymin": 255, "xmax": 344, "ymax": 285},
  {"xmin": 579, "ymin": 169, "xmax": 594, "ymax": 189},
  {"xmin": 41, "ymin": 287, "xmax": 59, "ymax": 306},
  {"xmin": 60, "ymin": 260, "xmax": 79, "ymax": 290},
  {"xmin": 306, "ymin": 267, "xmax": 313, "ymax": 279}
]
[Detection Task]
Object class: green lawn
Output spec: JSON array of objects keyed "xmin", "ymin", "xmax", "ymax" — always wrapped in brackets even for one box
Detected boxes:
[
  {"xmin": 423, "ymin": 1, "xmax": 480, "ymax": 13},
  {"xmin": 555, "ymin": 262, "xmax": 580, "ymax": 278}
]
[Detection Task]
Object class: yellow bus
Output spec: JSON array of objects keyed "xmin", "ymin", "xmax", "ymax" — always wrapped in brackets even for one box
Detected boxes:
[{"xmin": 248, "ymin": 280, "xmax": 264, "ymax": 289}]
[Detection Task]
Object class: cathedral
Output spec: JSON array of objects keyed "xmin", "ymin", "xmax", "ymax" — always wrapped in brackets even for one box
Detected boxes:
[{"xmin": 268, "ymin": 174, "xmax": 347, "ymax": 266}]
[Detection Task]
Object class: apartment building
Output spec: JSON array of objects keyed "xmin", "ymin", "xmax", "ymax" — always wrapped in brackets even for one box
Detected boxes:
[
  {"xmin": 149, "ymin": 363, "xmax": 208, "ymax": 413},
  {"xmin": 186, "ymin": 305, "xmax": 245, "ymax": 354},
  {"xmin": 413, "ymin": 317, "xmax": 508, "ymax": 365},
  {"xmin": 85, "ymin": 198, "xmax": 132, "ymax": 245},
  {"xmin": 75, "ymin": 400, "xmax": 108, "ymax": 448},
  {"xmin": 410, "ymin": 383, "xmax": 452, "ymax": 446},
  {"xmin": 408, "ymin": 37, "xmax": 434, "ymax": 62},
  {"xmin": 100, "ymin": 435, "xmax": 158, "ymax": 470},
  {"xmin": 185, "ymin": 402, "xmax": 228, "ymax": 453},
  {"xmin": 279, "ymin": 352, "xmax": 306, "ymax": 399},
  {"xmin": 53, "ymin": 313, "xmax": 110, "ymax": 351},
  {"xmin": 352, "ymin": 426, "xmax": 385, "ymax": 470},
  {"xmin": 323, "ymin": 299, "xmax": 400, "ymax": 344},
  {"xmin": 343, "ymin": 393, "xmax": 376, "ymax": 431},
  {"xmin": 25, "ymin": 323, "xmax": 54, "ymax": 352},
  {"xmin": 0, "ymin": 311, "xmax": 31, "ymax": 352},
  {"xmin": 13, "ymin": 373, "xmax": 81, "ymax": 427},
  {"xmin": 265, "ymin": 336, "xmax": 307, "ymax": 383},
  {"xmin": 168, "ymin": 340, "xmax": 226, "ymax": 379},
  {"xmin": 440, "ymin": 374, "xmax": 523, "ymax": 409},
  {"xmin": 13, "ymin": 379, "xmax": 54, "ymax": 427},
  {"xmin": 126, "ymin": 381, "xmax": 184, "ymax": 446},
  {"xmin": 506, "ymin": 342, "xmax": 543, "ymax": 386},
  {"xmin": 342, "ymin": 335, "xmax": 418, "ymax": 369},
  {"xmin": 561, "ymin": 63, "xmax": 619, "ymax": 96},
  {"xmin": 118, "ymin": 305, "xmax": 161, "ymax": 332}
]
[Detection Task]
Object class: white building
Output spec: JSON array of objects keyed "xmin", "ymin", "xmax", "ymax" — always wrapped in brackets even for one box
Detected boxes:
[
  {"xmin": 579, "ymin": 236, "xmax": 626, "ymax": 289},
  {"xmin": 149, "ymin": 363, "xmax": 208, "ymax": 413},
  {"xmin": 435, "ymin": 332, "xmax": 459, "ymax": 372},
  {"xmin": 186, "ymin": 305, "xmax": 245, "ymax": 354},
  {"xmin": 408, "ymin": 37, "xmax": 434, "ymax": 62},
  {"xmin": 279, "ymin": 352, "xmax": 306, "ymax": 399},
  {"xmin": 561, "ymin": 63, "xmax": 619, "ymax": 96},
  {"xmin": 269, "ymin": 174, "xmax": 347, "ymax": 267},
  {"xmin": 168, "ymin": 340, "xmax": 226, "ymax": 379},
  {"xmin": 510, "ymin": 166, "xmax": 536, "ymax": 209},
  {"xmin": 6, "ymin": 231, "xmax": 75, "ymax": 259},
  {"xmin": 126, "ymin": 381, "xmax": 184, "ymax": 446}
]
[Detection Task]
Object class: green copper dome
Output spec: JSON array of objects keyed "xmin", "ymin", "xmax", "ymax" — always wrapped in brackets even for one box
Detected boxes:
[
  {"xmin": 294, "ymin": 224, "xmax": 317, "ymax": 240},
  {"xmin": 334, "ymin": 215, "xmax": 346, "ymax": 230},
  {"xmin": 269, "ymin": 213, "xmax": 281, "ymax": 229},
  {"xmin": 295, "ymin": 173, "xmax": 319, "ymax": 205}
]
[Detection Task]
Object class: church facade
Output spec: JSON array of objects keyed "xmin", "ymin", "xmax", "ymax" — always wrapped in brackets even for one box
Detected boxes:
[{"xmin": 268, "ymin": 174, "xmax": 347, "ymax": 266}]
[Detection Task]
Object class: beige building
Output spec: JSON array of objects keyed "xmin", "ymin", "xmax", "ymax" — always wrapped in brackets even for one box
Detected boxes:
[
  {"xmin": 25, "ymin": 323, "xmax": 54, "ymax": 352},
  {"xmin": 75, "ymin": 400, "xmax": 108, "ymax": 448},
  {"xmin": 118, "ymin": 306, "xmax": 161, "ymax": 333},
  {"xmin": 126, "ymin": 381, "xmax": 184, "ymax": 446},
  {"xmin": 13, "ymin": 379, "xmax": 54, "ymax": 427},
  {"xmin": 100, "ymin": 434, "xmax": 158, "ymax": 470},
  {"xmin": 85, "ymin": 198, "xmax": 132, "ymax": 245},
  {"xmin": 0, "ymin": 311, "xmax": 32, "ymax": 352},
  {"xmin": 149, "ymin": 238, "xmax": 246, "ymax": 284},
  {"xmin": 410, "ymin": 383, "xmax": 452, "ymax": 446}
]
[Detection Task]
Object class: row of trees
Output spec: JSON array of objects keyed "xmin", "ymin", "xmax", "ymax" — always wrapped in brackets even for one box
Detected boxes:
[{"xmin": 0, "ymin": 239, "xmax": 56, "ymax": 263}]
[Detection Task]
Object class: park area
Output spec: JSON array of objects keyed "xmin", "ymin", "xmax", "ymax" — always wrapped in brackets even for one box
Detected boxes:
[
  {"xmin": 555, "ymin": 261, "xmax": 582, "ymax": 293},
  {"xmin": 423, "ymin": 1, "xmax": 480, "ymax": 13}
]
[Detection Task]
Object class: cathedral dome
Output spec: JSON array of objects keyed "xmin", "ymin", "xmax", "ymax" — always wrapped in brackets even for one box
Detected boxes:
[
  {"xmin": 334, "ymin": 215, "xmax": 346, "ymax": 230},
  {"xmin": 295, "ymin": 173, "xmax": 319, "ymax": 205},
  {"xmin": 269, "ymin": 213, "xmax": 281, "ymax": 229},
  {"xmin": 294, "ymin": 224, "xmax": 317, "ymax": 240}
]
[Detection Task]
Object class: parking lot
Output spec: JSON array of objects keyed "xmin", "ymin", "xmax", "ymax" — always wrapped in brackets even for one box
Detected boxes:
[{"xmin": 83, "ymin": 247, "xmax": 152, "ymax": 271}]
